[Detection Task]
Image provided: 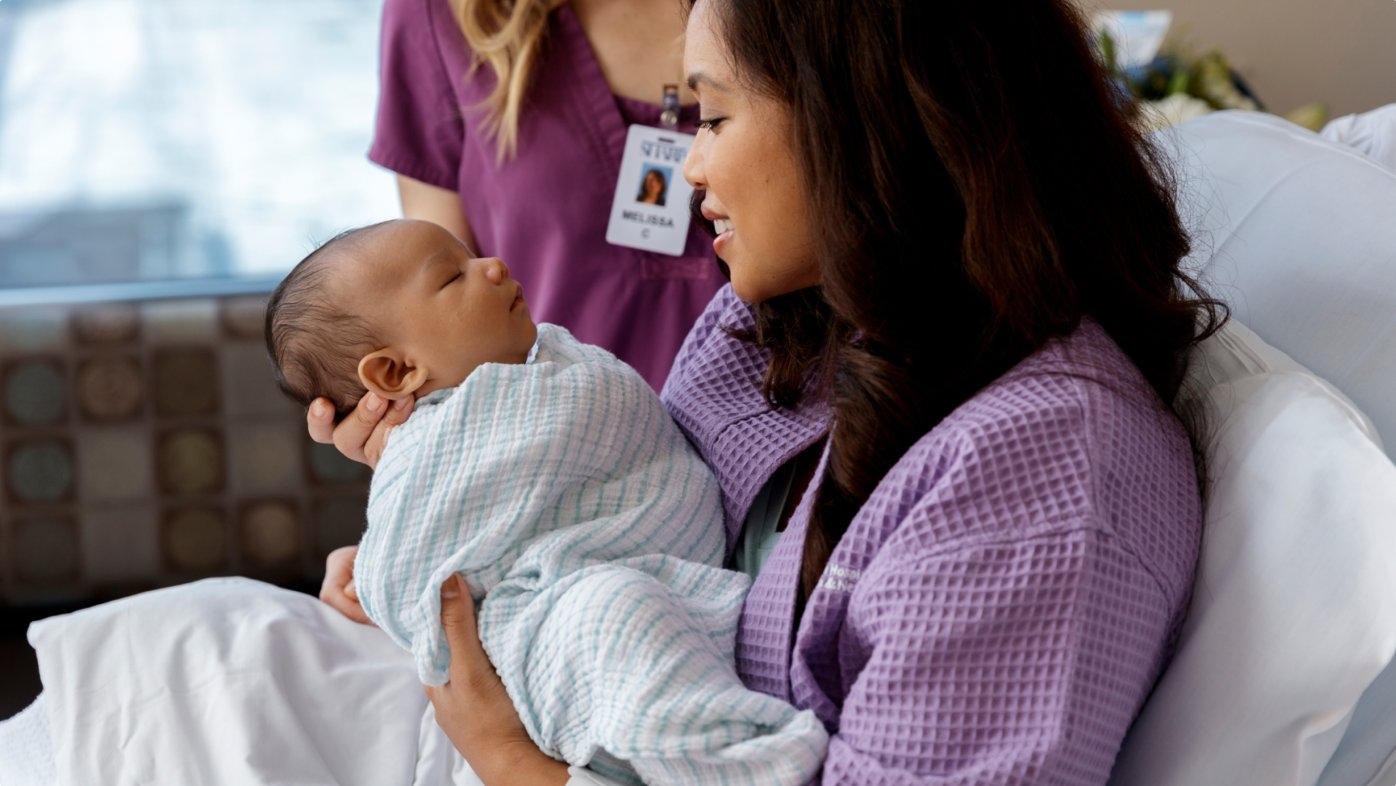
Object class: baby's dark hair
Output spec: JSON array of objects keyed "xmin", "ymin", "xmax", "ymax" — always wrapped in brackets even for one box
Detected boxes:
[{"xmin": 265, "ymin": 225, "xmax": 385, "ymax": 420}]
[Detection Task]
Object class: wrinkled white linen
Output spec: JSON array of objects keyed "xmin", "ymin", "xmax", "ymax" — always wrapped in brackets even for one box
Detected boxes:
[
  {"xmin": 0, "ymin": 695, "xmax": 55, "ymax": 786},
  {"xmin": 1322, "ymin": 103, "xmax": 1396, "ymax": 173},
  {"xmin": 25, "ymin": 578, "xmax": 473, "ymax": 786}
]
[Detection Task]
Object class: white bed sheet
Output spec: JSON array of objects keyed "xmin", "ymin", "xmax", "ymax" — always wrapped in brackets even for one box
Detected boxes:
[
  {"xmin": 0, "ymin": 695, "xmax": 55, "ymax": 786},
  {"xmin": 11, "ymin": 578, "xmax": 482, "ymax": 786}
]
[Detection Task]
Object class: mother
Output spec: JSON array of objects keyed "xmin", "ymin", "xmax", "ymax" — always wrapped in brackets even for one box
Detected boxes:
[{"xmin": 317, "ymin": 0, "xmax": 1222, "ymax": 782}]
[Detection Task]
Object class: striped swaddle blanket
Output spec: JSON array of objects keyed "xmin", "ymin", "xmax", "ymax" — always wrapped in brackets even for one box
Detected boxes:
[{"xmin": 356, "ymin": 324, "xmax": 826, "ymax": 785}]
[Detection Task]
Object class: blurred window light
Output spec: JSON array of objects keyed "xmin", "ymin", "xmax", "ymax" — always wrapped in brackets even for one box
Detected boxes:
[{"xmin": 0, "ymin": 0, "xmax": 398, "ymax": 299}]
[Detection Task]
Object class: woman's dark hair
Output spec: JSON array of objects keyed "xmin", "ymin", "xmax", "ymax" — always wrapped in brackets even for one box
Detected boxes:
[
  {"xmin": 688, "ymin": 0, "xmax": 1226, "ymax": 594},
  {"xmin": 637, "ymin": 168, "xmax": 668, "ymax": 206}
]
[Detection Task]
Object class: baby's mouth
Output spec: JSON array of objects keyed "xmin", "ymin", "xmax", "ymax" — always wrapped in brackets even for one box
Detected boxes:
[{"xmin": 510, "ymin": 284, "xmax": 524, "ymax": 311}]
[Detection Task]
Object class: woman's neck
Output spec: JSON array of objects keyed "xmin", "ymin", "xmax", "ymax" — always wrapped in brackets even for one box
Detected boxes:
[{"xmin": 569, "ymin": 0, "xmax": 693, "ymax": 106}]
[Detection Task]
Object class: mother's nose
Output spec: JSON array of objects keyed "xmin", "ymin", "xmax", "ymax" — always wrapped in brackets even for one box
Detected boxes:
[{"xmin": 683, "ymin": 133, "xmax": 707, "ymax": 189}]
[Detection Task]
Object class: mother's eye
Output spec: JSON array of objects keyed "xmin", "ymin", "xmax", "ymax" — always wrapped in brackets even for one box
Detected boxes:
[{"xmin": 696, "ymin": 116, "xmax": 726, "ymax": 132}]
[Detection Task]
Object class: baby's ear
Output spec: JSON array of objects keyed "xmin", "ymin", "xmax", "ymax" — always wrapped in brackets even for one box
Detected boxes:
[{"xmin": 358, "ymin": 349, "xmax": 428, "ymax": 400}]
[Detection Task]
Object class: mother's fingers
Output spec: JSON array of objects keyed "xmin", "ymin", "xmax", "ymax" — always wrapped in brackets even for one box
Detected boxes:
[
  {"xmin": 330, "ymin": 393, "xmax": 388, "ymax": 466},
  {"xmin": 427, "ymin": 575, "xmax": 560, "ymax": 782},
  {"xmin": 363, "ymin": 396, "xmax": 413, "ymax": 469},
  {"xmin": 306, "ymin": 398, "xmax": 338, "ymax": 444},
  {"xmin": 438, "ymin": 574, "xmax": 491, "ymax": 686},
  {"xmin": 307, "ymin": 394, "xmax": 414, "ymax": 469}
]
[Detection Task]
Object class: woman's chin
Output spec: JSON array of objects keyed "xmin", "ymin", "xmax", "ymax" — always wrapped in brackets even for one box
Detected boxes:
[
  {"xmin": 726, "ymin": 265, "xmax": 764, "ymax": 303},
  {"xmin": 730, "ymin": 270, "xmax": 824, "ymax": 304},
  {"xmin": 730, "ymin": 284, "xmax": 762, "ymax": 304},
  {"xmin": 730, "ymin": 278, "xmax": 788, "ymax": 305}
]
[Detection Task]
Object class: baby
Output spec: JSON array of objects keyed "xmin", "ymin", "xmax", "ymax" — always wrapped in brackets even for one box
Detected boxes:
[{"xmin": 265, "ymin": 219, "xmax": 826, "ymax": 786}]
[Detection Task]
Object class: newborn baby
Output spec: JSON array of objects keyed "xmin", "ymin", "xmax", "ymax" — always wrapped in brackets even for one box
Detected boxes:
[{"xmin": 265, "ymin": 219, "xmax": 826, "ymax": 786}]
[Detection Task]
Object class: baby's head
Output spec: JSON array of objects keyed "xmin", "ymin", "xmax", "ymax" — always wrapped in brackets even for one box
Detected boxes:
[{"xmin": 266, "ymin": 219, "xmax": 537, "ymax": 419}]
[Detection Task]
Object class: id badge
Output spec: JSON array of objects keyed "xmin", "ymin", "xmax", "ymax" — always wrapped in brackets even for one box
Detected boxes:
[{"xmin": 605, "ymin": 125, "xmax": 695, "ymax": 257}]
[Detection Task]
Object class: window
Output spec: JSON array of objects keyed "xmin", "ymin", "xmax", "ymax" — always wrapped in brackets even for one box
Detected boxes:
[{"xmin": 0, "ymin": 0, "xmax": 397, "ymax": 298}]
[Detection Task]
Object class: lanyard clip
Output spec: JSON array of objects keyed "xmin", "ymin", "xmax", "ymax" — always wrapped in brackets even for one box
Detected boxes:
[{"xmin": 659, "ymin": 83, "xmax": 681, "ymax": 130}]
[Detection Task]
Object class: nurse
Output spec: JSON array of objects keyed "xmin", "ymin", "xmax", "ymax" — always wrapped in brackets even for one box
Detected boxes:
[{"xmin": 366, "ymin": 0, "xmax": 723, "ymax": 391}]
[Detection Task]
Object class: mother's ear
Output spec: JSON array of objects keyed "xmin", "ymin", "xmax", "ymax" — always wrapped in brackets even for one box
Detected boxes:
[{"xmin": 358, "ymin": 349, "xmax": 428, "ymax": 401}]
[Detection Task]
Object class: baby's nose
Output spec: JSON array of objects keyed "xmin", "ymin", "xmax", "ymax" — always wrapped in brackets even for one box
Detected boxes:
[{"xmin": 477, "ymin": 257, "xmax": 510, "ymax": 284}]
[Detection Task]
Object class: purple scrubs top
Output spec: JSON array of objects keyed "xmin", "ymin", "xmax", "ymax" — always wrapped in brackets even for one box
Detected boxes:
[
  {"xmin": 662, "ymin": 286, "xmax": 1202, "ymax": 784},
  {"xmin": 369, "ymin": 0, "xmax": 724, "ymax": 389}
]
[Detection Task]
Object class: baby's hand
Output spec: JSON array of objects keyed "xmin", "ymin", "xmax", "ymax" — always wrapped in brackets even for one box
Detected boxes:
[{"xmin": 306, "ymin": 392, "xmax": 414, "ymax": 470}]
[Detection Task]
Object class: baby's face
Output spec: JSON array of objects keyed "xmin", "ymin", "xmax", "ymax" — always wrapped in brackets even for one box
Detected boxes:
[{"xmin": 342, "ymin": 219, "xmax": 537, "ymax": 396}]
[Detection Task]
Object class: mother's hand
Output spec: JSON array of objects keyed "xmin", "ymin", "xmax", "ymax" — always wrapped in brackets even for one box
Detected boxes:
[
  {"xmin": 319, "ymin": 545, "xmax": 372, "ymax": 625},
  {"xmin": 427, "ymin": 575, "xmax": 570, "ymax": 786},
  {"xmin": 306, "ymin": 393, "xmax": 414, "ymax": 470},
  {"xmin": 309, "ymin": 392, "xmax": 411, "ymax": 625}
]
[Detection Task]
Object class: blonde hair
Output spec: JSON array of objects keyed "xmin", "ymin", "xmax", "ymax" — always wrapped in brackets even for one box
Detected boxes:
[{"xmin": 453, "ymin": 0, "xmax": 555, "ymax": 161}]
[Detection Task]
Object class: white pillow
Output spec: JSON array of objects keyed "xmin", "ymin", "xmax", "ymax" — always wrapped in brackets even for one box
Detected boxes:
[
  {"xmin": 1159, "ymin": 111, "xmax": 1396, "ymax": 454},
  {"xmin": 1319, "ymin": 661, "xmax": 1396, "ymax": 786},
  {"xmin": 1322, "ymin": 103, "xmax": 1396, "ymax": 174},
  {"xmin": 1107, "ymin": 320, "xmax": 1396, "ymax": 786}
]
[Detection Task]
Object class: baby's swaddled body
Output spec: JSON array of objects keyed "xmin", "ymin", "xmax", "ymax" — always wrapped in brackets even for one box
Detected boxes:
[{"xmin": 356, "ymin": 324, "xmax": 826, "ymax": 785}]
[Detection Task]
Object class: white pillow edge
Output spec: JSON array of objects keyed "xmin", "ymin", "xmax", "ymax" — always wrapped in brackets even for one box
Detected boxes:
[
  {"xmin": 1116, "ymin": 369, "xmax": 1396, "ymax": 786},
  {"xmin": 1197, "ymin": 111, "xmax": 1396, "ymax": 184},
  {"xmin": 1178, "ymin": 318, "xmax": 1383, "ymax": 450}
]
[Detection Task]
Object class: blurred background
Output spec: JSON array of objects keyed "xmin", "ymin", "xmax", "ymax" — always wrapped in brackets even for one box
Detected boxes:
[
  {"xmin": 0, "ymin": 0, "xmax": 399, "ymax": 714},
  {"xmin": 1082, "ymin": 0, "xmax": 1396, "ymax": 118},
  {"xmin": 0, "ymin": 0, "xmax": 398, "ymax": 292}
]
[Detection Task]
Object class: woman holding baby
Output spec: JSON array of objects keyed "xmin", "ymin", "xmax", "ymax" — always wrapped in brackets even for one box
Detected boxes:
[{"xmin": 312, "ymin": 0, "xmax": 1224, "ymax": 783}]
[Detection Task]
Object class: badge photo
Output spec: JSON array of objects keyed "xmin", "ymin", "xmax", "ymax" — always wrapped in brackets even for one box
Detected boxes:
[{"xmin": 606, "ymin": 125, "xmax": 695, "ymax": 257}]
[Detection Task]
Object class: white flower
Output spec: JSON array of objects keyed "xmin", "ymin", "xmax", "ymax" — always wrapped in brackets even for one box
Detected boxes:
[{"xmin": 1137, "ymin": 94, "xmax": 1215, "ymax": 132}]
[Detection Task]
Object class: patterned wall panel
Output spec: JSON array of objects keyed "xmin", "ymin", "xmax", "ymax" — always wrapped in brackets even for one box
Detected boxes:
[{"xmin": 0, "ymin": 294, "xmax": 370, "ymax": 605}]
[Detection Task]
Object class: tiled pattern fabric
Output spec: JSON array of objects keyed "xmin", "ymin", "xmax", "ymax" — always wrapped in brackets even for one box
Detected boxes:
[
  {"xmin": 0, "ymin": 295, "xmax": 370, "ymax": 605},
  {"xmin": 661, "ymin": 286, "xmax": 1201, "ymax": 785},
  {"xmin": 359, "ymin": 324, "xmax": 827, "ymax": 786}
]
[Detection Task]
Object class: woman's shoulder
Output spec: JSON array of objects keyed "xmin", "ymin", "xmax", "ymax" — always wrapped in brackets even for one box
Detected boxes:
[
  {"xmin": 379, "ymin": 0, "xmax": 451, "ymax": 54},
  {"xmin": 952, "ymin": 317, "xmax": 1169, "ymax": 437},
  {"xmin": 381, "ymin": 0, "xmax": 469, "ymax": 53},
  {"xmin": 944, "ymin": 317, "xmax": 1179, "ymax": 443},
  {"xmin": 376, "ymin": 0, "xmax": 489, "ymax": 94},
  {"xmin": 870, "ymin": 318, "xmax": 1199, "ymax": 581}
]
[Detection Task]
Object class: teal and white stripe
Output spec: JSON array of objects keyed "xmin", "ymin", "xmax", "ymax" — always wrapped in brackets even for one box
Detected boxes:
[{"xmin": 356, "ymin": 324, "xmax": 826, "ymax": 786}]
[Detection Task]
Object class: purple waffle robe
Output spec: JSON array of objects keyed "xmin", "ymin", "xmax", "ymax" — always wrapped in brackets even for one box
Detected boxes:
[
  {"xmin": 368, "ymin": 0, "xmax": 725, "ymax": 390},
  {"xmin": 661, "ymin": 286, "xmax": 1202, "ymax": 784}
]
